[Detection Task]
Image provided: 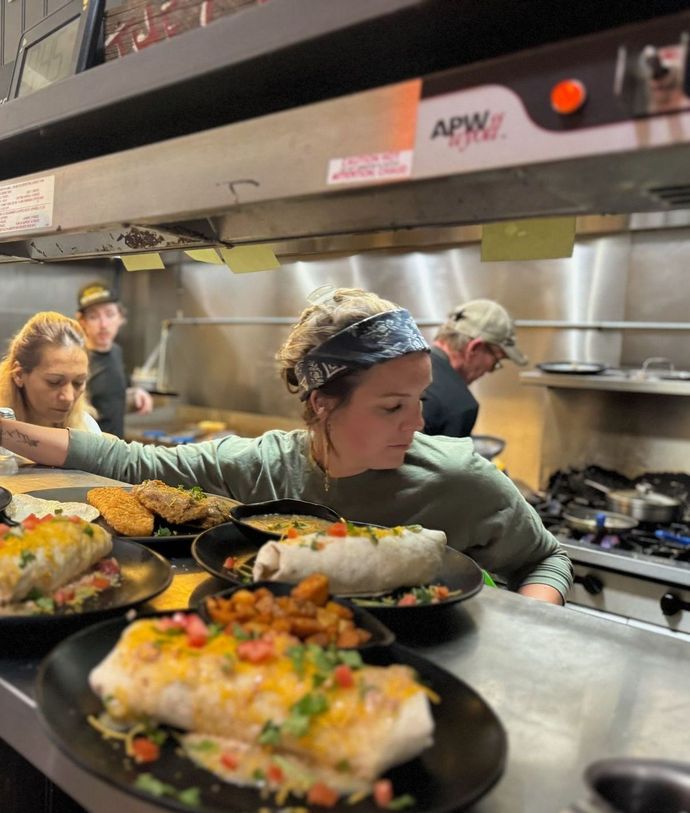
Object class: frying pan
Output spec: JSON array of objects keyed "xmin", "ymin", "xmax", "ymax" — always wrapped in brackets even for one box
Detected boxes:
[{"xmin": 563, "ymin": 504, "xmax": 638, "ymax": 533}]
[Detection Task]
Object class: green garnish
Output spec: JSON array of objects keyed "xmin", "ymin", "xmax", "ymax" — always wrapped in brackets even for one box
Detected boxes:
[
  {"xmin": 387, "ymin": 794, "xmax": 416, "ymax": 810},
  {"xmin": 19, "ymin": 550, "xmax": 36, "ymax": 569},
  {"xmin": 154, "ymin": 527, "xmax": 173, "ymax": 537},
  {"xmin": 83, "ymin": 524, "xmax": 94, "ymax": 537},
  {"xmin": 134, "ymin": 774, "xmax": 200, "ymax": 807},
  {"xmin": 186, "ymin": 739, "xmax": 219, "ymax": 753},
  {"xmin": 258, "ymin": 720, "xmax": 281, "ymax": 746}
]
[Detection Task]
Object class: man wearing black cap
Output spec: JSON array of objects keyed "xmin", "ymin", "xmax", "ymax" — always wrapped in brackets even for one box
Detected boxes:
[
  {"xmin": 422, "ymin": 299, "xmax": 528, "ymax": 438},
  {"xmin": 77, "ymin": 281, "xmax": 153, "ymax": 437}
]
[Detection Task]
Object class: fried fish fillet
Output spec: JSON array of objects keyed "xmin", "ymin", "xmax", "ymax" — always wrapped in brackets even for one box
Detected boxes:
[
  {"xmin": 86, "ymin": 487, "xmax": 155, "ymax": 537},
  {"xmin": 131, "ymin": 480, "xmax": 209, "ymax": 525},
  {"xmin": 131, "ymin": 480, "xmax": 238, "ymax": 527}
]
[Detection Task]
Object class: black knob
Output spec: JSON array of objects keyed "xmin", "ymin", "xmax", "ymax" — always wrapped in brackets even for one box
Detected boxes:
[
  {"xmin": 660, "ymin": 592, "xmax": 690, "ymax": 617},
  {"xmin": 574, "ymin": 574, "xmax": 604, "ymax": 595}
]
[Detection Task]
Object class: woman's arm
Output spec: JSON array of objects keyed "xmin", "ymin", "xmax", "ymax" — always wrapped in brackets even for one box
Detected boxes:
[
  {"xmin": 518, "ymin": 583, "xmax": 564, "ymax": 605},
  {"xmin": 0, "ymin": 418, "xmax": 69, "ymax": 467}
]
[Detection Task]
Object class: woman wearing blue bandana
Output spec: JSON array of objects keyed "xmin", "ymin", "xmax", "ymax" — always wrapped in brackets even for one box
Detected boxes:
[{"xmin": 0, "ymin": 288, "xmax": 572, "ymax": 605}]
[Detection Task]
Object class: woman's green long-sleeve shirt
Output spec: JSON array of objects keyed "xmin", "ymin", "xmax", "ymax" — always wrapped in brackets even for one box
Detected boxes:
[{"xmin": 66, "ymin": 429, "xmax": 573, "ymax": 598}]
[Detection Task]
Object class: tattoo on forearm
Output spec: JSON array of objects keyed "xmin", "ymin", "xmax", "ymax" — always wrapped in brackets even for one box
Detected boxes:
[{"xmin": 5, "ymin": 427, "xmax": 39, "ymax": 448}]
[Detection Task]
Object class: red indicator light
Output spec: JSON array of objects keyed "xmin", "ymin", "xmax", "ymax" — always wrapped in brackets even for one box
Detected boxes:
[{"xmin": 550, "ymin": 79, "xmax": 587, "ymax": 115}]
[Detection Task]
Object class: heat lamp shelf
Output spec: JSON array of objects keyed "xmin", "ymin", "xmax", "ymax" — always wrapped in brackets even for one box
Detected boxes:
[{"xmin": 520, "ymin": 371, "xmax": 690, "ymax": 396}]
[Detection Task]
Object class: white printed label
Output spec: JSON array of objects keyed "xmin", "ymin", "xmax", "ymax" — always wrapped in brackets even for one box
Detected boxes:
[
  {"xmin": 0, "ymin": 175, "xmax": 55, "ymax": 235},
  {"xmin": 327, "ymin": 150, "xmax": 413, "ymax": 185}
]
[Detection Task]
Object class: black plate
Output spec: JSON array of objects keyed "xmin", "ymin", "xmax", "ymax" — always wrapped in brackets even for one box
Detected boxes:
[
  {"xmin": 198, "ymin": 580, "xmax": 395, "ymax": 649},
  {"xmin": 191, "ymin": 522, "xmax": 484, "ymax": 618},
  {"xmin": 36, "ymin": 614, "xmax": 507, "ymax": 813},
  {"xmin": 230, "ymin": 498, "xmax": 341, "ymax": 545},
  {"xmin": 537, "ymin": 361, "xmax": 607, "ymax": 375},
  {"xmin": 25, "ymin": 486, "xmax": 209, "ymax": 547},
  {"xmin": 0, "ymin": 538, "xmax": 172, "ymax": 630}
]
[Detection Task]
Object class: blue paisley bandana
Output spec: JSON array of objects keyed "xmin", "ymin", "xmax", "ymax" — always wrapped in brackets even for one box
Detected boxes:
[{"xmin": 295, "ymin": 309, "xmax": 429, "ymax": 398}]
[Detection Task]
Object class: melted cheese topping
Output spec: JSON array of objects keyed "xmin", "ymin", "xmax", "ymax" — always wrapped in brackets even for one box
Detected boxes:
[{"xmin": 96, "ymin": 619, "xmax": 428, "ymax": 781}]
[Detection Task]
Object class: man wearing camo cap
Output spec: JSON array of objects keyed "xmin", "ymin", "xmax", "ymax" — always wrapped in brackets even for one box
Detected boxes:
[{"xmin": 422, "ymin": 299, "xmax": 527, "ymax": 438}]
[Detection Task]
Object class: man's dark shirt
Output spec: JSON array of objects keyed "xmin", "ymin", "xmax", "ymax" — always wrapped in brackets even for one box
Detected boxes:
[
  {"xmin": 87, "ymin": 345, "xmax": 127, "ymax": 437},
  {"xmin": 422, "ymin": 346, "xmax": 478, "ymax": 438}
]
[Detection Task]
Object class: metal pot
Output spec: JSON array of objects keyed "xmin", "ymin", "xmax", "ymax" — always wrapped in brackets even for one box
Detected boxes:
[
  {"xmin": 582, "ymin": 758, "xmax": 690, "ymax": 813},
  {"xmin": 584, "ymin": 479, "xmax": 682, "ymax": 523}
]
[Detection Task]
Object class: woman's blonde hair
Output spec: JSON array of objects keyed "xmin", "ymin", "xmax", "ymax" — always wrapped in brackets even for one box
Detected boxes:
[
  {"xmin": 277, "ymin": 288, "xmax": 399, "ymax": 424},
  {"xmin": 0, "ymin": 311, "xmax": 96, "ymax": 430}
]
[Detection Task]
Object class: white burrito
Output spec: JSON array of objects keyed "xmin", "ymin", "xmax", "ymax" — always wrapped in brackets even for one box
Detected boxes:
[{"xmin": 252, "ymin": 524, "xmax": 447, "ymax": 595}]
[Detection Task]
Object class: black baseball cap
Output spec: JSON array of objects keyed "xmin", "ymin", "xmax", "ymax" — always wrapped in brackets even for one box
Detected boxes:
[{"xmin": 77, "ymin": 281, "xmax": 119, "ymax": 311}]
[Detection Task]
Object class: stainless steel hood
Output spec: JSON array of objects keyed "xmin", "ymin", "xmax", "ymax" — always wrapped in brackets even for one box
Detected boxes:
[{"xmin": 1, "ymin": 2, "xmax": 690, "ymax": 263}]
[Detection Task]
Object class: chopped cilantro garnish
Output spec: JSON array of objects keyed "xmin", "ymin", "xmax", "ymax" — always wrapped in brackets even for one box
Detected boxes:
[
  {"xmin": 388, "ymin": 794, "xmax": 416, "ymax": 810},
  {"xmin": 287, "ymin": 645, "xmax": 306, "ymax": 677},
  {"xmin": 177, "ymin": 787, "xmax": 201, "ymax": 807},
  {"xmin": 35, "ymin": 596, "xmax": 55, "ymax": 613},
  {"xmin": 258, "ymin": 720, "xmax": 281, "ymax": 746},
  {"xmin": 134, "ymin": 774, "xmax": 200, "ymax": 807},
  {"xmin": 187, "ymin": 739, "xmax": 219, "ymax": 753},
  {"xmin": 83, "ymin": 524, "xmax": 94, "ymax": 537},
  {"xmin": 232, "ymin": 623, "xmax": 251, "ymax": 641},
  {"xmin": 134, "ymin": 773, "xmax": 177, "ymax": 798},
  {"xmin": 335, "ymin": 759, "xmax": 351, "ymax": 773},
  {"xmin": 154, "ymin": 527, "xmax": 173, "ymax": 537},
  {"xmin": 252, "ymin": 768, "xmax": 266, "ymax": 781},
  {"xmin": 19, "ymin": 550, "xmax": 36, "ymax": 569}
]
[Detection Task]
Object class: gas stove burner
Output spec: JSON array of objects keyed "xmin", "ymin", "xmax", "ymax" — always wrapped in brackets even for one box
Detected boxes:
[{"xmin": 539, "ymin": 466, "xmax": 690, "ymax": 562}]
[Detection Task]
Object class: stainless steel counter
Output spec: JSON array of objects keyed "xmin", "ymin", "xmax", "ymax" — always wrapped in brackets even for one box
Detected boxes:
[{"xmin": 2, "ymin": 468, "xmax": 690, "ymax": 813}]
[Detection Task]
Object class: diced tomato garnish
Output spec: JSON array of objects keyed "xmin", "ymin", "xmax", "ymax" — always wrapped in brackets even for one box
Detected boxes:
[
  {"xmin": 220, "ymin": 752, "xmax": 239, "ymax": 770},
  {"xmin": 54, "ymin": 587, "xmax": 76, "ymax": 605},
  {"xmin": 435, "ymin": 585, "xmax": 450, "ymax": 600},
  {"xmin": 267, "ymin": 763, "xmax": 284, "ymax": 783},
  {"xmin": 307, "ymin": 782, "xmax": 339, "ymax": 807},
  {"xmin": 154, "ymin": 614, "xmax": 187, "ymax": 632},
  {"xmin": 21, "ymin": 514, "xmax": 42, "ymax": 530},
  {"xmin": 131, "ymin": 737, "xmax": 160, "ymax": 764},
  {"xmin": 0, "ymin": 523, "xmax": 10, "ymax": 536},
  {"xmin": 286, "ymin": 527, "xmax": 299, "ymax": 539},
  {"xmin": 333, "ymin": 663, "xmax": 354, "ymax": 688},
  {"xmin": 373, "ymin": 779, "xmax": 394, "ymax": 808},
  {"xmin": 90, "ymin": 575, "xmax": 112, "ymax": 591},
  {"xmin": 397, "ymin": 594, "xmax": 417, "ymax": 607},
  {"xmin": 68, "ymin": 515, "xmax": 83, "ymax": 523},
  {"xmin": 223, "ymin": 556, "xmax": 236, "ymax": 569},
  {"xmin": 185, "ymin": 614, "xmax": 210, "ymax": 647},
  {"xmin": 327, "ymin": 522, "xmax": 348, "ymax": 537},
  {"xmin": 236, "ymin": 638, "xmax": 275, "ymax": 663},
  {"xmin": 97, "ymin": 558, "xmax": 120, "ymax": 575}
]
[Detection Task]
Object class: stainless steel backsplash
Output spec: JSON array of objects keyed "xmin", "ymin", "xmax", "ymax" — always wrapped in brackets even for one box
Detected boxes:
[{"xmin": 2, "ymin": 228, "xmax": 689, "ymax": 486}]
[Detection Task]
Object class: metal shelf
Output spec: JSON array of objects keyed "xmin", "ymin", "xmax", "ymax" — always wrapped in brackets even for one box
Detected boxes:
[{"xmin": 520, "ymin": 370, "xmax": 690, "ymax": 396}]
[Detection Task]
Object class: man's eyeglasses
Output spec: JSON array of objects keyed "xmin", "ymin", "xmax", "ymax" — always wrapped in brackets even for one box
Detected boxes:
[{"xmin": 485, "ymin": 344, "xmax": 504, "ymax": 372}]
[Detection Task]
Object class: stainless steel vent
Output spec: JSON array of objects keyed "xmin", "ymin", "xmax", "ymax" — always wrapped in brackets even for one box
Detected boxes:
[{"xmin": 647, "ymin": 185, "xmax": 690, "ymax": 207}]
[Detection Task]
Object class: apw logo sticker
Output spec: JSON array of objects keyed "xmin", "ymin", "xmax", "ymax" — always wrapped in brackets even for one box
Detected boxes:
[{"xmin": 430, "ymin": 110, "xmax": 505, "ymax": 152}]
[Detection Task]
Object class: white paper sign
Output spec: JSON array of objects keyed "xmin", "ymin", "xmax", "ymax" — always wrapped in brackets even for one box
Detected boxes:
[
  {"xmin": 0, "ymin": 175, "xmax": 55, "ymax": 235},
  {"xmin": 327, "ymin": 150, "xmax": 413, "ymax": 185}
]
